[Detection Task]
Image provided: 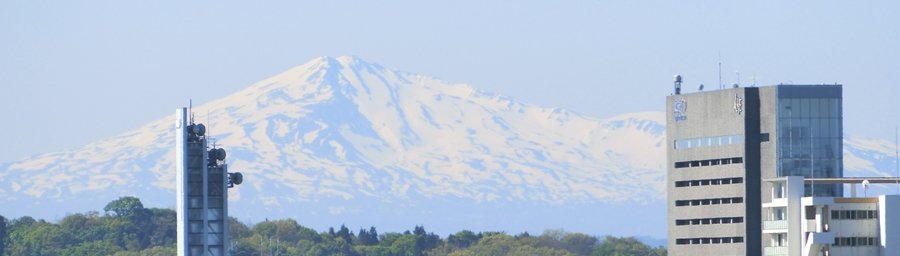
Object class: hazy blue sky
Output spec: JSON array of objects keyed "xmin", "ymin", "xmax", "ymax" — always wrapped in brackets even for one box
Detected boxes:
[{"xmin": 1, "ymin": 1, "xmax": 898, "ymax": 162}]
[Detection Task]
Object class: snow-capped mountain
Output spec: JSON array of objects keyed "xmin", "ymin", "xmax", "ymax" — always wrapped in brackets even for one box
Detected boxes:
[
  {"xmin": 844, "ymin": 136, "xmax": 900, "ymax": 178},
  {"xmin": 0, "ymin": 56, "xmax": 897, "ymax": 238}
]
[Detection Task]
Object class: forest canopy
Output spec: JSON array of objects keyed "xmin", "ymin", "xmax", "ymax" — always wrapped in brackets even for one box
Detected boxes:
[{"xmin": 0, "ymin": 196, "xmax": 665, "ymax": 256}]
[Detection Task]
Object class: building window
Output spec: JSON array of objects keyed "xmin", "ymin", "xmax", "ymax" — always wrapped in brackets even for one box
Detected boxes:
[
  {"xmin": 675, "ymin": 217, "xmax": 743, "ymax": 226},
  {"xmin": 674, "ymin": 134, "xmax": 744, "ymax": 150},
  {"xmin": 776, "ymin": 97, "xmax": 843, "ymax": 196},
  {"xmin": 675, "ymin": 197, "xmax": 744, "ymax": 207},
  {"xmin": 675, "ymin": 177, "xmax": 743, "ymax": 187},
  {"xmin": 831, "ymin": 210, "xmax": 877, "ymax": 220},
  {"xmin": 833, "ymin": 237, "xmax": 878, "ymax": 247},
  {"xmin": 674, "ymin": 157, "xmax": 744, "ymax": 169},
  {"xmin": 675, "ymin": 236, "xmax": 744, "ymax": 245}
]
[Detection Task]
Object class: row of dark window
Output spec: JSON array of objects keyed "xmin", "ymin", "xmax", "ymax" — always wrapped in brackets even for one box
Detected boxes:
[
  {"xmin": 675, "ymin": 236, "xmax": 744, "ymax": 245},
  {"xmin": 674, "ymin": 157, "xmax": 743, "ymax": 169},
  {"xmin": 675, "ymin": 217, "xmax": 744, "ymax": 226},
  {"xmin": 675, "ymin": 177, "xmax": 744, "ymax": 187},
  {"xmin": 834, "ymin": 237, "xmax": 878, "ymax": 247},
  {"xmin": 832, "ymin": 210, "xmax": 878, "ymax": 220},
  {"xmin": 674, "ymin": 135, "xmax": 743, "ymax": 150},
  {"xmin": 675, "ymin": 197, "xmax": 744, "ymax": 207}
]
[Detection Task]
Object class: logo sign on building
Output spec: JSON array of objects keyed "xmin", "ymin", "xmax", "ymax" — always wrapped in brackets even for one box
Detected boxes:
[
  {"xmin": 674, "ymin": 98, "xmax": 687, "ymax": 122},
  {"xmin": 734, "ymin": 94, "xmax": 744, "ymax": 115}
]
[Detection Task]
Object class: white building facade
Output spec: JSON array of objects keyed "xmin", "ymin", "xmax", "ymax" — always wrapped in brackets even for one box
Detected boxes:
[{"xmin": 763, "ymin": 176, "xmax": 900, "ymax": 256}]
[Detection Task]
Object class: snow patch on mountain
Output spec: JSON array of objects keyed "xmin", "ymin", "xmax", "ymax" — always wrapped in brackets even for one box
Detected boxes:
[
  {"xmin": 0, "ymin": 56, "xmax": 667, "ymax": 212},
  {"xmin": 0, "ymin": 56, "xmax": 897, "ymax": 237},
  {"xmin": 844, "ymin": 135, "xmax": 900, "ymax": 177}
]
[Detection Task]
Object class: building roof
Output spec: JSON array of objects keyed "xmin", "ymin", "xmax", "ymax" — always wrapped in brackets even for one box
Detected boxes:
[{"xmin": 764, "ymin": 176, "xmax": 900, "ymax": 184}]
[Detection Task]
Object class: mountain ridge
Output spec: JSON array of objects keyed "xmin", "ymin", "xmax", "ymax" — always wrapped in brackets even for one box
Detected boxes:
[{"xmin": 1, "ymin": 56, "xmax": 897, "ymax": 238}]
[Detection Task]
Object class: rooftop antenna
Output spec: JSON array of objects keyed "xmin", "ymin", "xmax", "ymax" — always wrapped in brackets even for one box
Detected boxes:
[
  {"xmin": 718, "ymin": 53, "xmax": 723, "ymax": 89},
  {"xmin": 736, "ymin": 71, "xmax": 741, "ymax": 87},
  {"xmin": 208, "ymin": 109, "xmax": 213, "ymax": 149},
  {"xmin": 752, "ymin": 74, "xmax": 757, "ymax": 87},
  {"xmin": 189, "ymin": 99, "xmax": 194, "ymax": 124}
]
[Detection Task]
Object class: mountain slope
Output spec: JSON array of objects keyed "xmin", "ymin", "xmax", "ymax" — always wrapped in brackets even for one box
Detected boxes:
[
  {"xmin": 1, "ymin": 56, "xmax": 897, "ymax": 237},
  {"xmin": 0, "ymin": 56, "xmax": 668, "ymax": 235}
]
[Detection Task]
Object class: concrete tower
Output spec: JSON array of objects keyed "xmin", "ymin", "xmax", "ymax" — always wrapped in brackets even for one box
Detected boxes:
[{"xmin": 176, "ymin": 108, "xmax": 243, "ymax": 256}]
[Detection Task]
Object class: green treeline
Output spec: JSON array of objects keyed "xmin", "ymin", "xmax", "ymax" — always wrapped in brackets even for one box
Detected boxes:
[{"xmin": 0, "ymin": 197, "xmax": 666, "ymax": 256}]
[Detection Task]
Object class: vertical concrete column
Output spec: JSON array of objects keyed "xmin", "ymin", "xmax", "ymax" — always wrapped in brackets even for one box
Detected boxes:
[
  {"xmin": 880, "ymin": 195, "xmax": 900, "ymax": 255},
  {"xmin": 788, "ymin": 176, "xmax": 804, "ymax": 256},
  {"xmin": 815, "ymin": 206, "xmax": 824, "ymax": 233}
]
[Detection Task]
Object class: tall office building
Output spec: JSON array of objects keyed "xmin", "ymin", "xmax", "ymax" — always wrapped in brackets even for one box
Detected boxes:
[
  {"xmin": 175, "ymin": 108, "xmax": 243, "ymax": 256},
  {"xmin": 666, "ymin": 79, "xmax": 842, "ymax": 256}
]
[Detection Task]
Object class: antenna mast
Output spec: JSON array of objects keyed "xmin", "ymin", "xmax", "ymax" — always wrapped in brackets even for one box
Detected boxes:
[
  {"xmin": 189, "ymin": 99, "xmax": 194, "ymax": 124},
  {"xmin": 718, "ymin": 53, "xmax": 723, "ymax": 89},
  {"xmin": 208, "ymin": 109, "xmax": 212, "ymax": 148},
  {"xmin": 208, "ymin": 109, "xmax": 218, "ymax": 152}
]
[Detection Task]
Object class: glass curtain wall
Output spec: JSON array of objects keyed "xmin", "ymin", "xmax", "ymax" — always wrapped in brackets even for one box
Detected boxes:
[{"xmin": 777, "ymin": 96, "xmax": 842, "ymax": 196}]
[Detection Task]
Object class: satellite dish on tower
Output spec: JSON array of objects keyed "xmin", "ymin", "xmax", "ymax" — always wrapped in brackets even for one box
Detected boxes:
[{"xmin": 192, "ymin": 124, "xmax": 206, "ymax": 136}]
